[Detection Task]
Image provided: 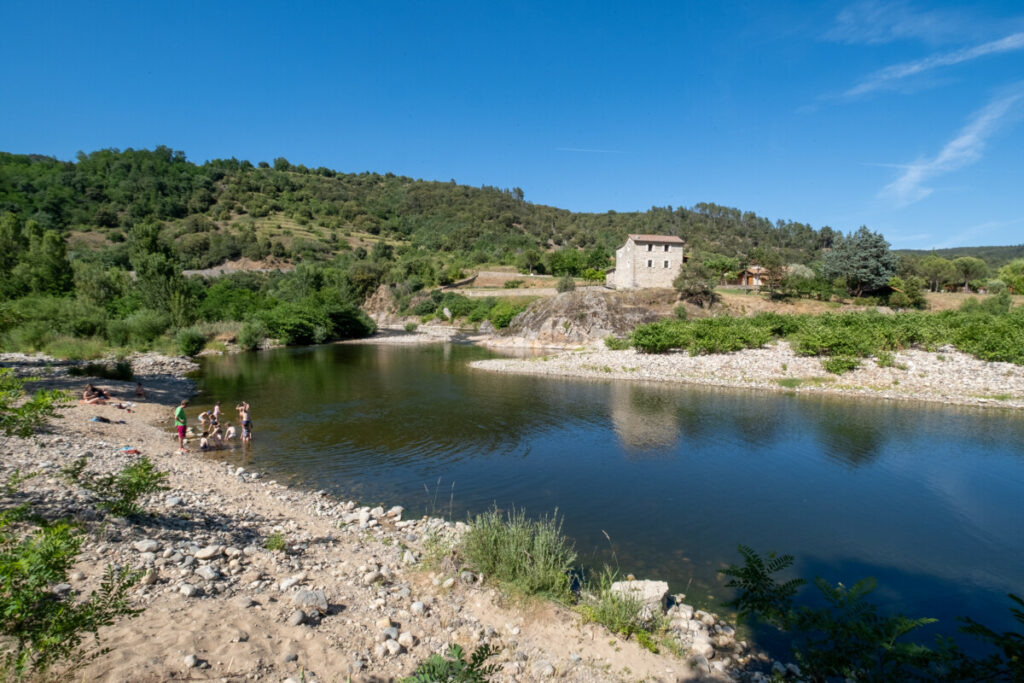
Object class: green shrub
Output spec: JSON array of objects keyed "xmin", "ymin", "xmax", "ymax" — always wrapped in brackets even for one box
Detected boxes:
[
  {"xmin": 717, "ymin": 545, "xmax": 1023, "ymax": 682},
  {"xmin": 62, "ymin": 457, "xmax": 169, "ymax": 518},
  {"xmin": 466, "ymin": 297, "xmax": 498, "ymax": 323},
  {"xmin": 237, "ymin": 321, "xmax": 267, "ymax": 351},
  {"xmin": 3, "ymin": 321, "xmax": 54, "ymax": 351},
  {"xmin": 0, "ymin": 511, "xmax": 141, "ymax": 679},
  {"xmin": 822, "ymin": 356, "xmax": 860, "ymax": 374},
  {"xmin": 486, "ymin": 300, "xmax": 528, "ymax": 329},
  {"xmin": 263, "ymin": 532, "xmax": 286, "ymax": 552},
  {"xmin": 411, "ymin": 298, "xmax": 438, "ymax": 316},
  {"xmin": 68, "ymin": 360, "xmax": 134, "ymax": 381},
  {"xmin": 402, "ymin": 643, "xmax": 498, "ymax": 683},
  {"xmin": 0, "ymin": 371, "xmax": 68, "ymax": 438},
  {"xmin": 673, "ymin": 304, "xmax": 688, "ymax": 320},
  {"xmin": 556, "ymin": 274, "xmax": 576, "ymax": 293},
  {"xmin": 43, "ymin": 336, "xmax": 108, "ymax": 360},
  {"xmin": 121, "ymin": 309, "xmax": 172, "ymax": 345},
  {"xmin": 604, "ymin": 336, "xmax": 630, "ymax": 350},
  {"xmin": 405, "ymin": 322, "xmax": 419, "ymax": 332},
  {"xmin": 460, "ymin": 507, "xmax": 576, "ymax": 599},
  {"xmin": 579, "ymin": 568, "xmax": 652, "ymax": 637},
  {"xmin": 503, "ymin": 279, "xmax": 524, "ymax": 289},
  {"xmin": 175, "ymin": 328, "xmax": 206, "ymax": 356}
]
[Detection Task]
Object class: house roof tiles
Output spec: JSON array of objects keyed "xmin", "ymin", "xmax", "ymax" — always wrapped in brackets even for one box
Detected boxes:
[{"xmin": 627, "ymin": 234, "xmax": 685, "ymax": 244}]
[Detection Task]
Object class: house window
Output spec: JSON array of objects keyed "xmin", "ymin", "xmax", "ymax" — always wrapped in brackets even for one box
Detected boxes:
[
  {"xmin": 647, "ymin": 260, "xmax": 653, "ymax": 268},
  {"xmin": 664, "ymin": 244, "xmax": 670, "ymax": 252},
  {"xmin": 663, "ymin": 260, "xmax": 670, "ymax": 268}
]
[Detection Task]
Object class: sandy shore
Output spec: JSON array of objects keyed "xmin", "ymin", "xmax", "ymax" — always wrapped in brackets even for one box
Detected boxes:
[
  {"xmin": 0, "ymin": 354, "xmax": 752, "ymax": 682},
  {"xmin": 470, "ymin": 342, "xmax": 1024, "ymax": 411}
]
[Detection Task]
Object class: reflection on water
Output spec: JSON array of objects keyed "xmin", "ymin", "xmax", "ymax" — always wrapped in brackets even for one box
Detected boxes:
[
  {"xmin": 609, "ymin": 382, "xmax": 680, "ymax": 452},
  {"xmin": 196, "ymin": 343, "xmax": 1024, "ymax": 643}
]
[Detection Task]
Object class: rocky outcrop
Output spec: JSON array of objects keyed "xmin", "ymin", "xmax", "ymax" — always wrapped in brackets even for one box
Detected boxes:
[
  {"xmin": 363, "ymin": 284, "xmax": 402, "ymax": 326},
  {"xmin": 504, "ymin": 290, "xmax": 662, "ymax": 345}
]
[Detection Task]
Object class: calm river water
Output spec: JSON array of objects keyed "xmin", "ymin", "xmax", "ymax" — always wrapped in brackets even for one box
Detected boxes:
[{"xmin": 196, "ymin": 342, "xmax": 1024, "ymax": 645}]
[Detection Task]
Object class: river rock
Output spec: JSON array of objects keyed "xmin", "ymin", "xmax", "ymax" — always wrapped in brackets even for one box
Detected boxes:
[
  {"xmin": 134, "ymin": 539, "xmax": 161, "ymax": 553},
  {"xmin": 384, "ymin": 639, "xmax": 403, "ymax": 656},
  {"xmin": 179, "ymin": 583, "xmax": 199, "ymax": 597},
  {"xmin": 691, "ymin": 634, "xmax": 715, "ymax": 659},
  {"xmin": 411, "ymin": 601, "xmax": 426, "ymax": 615},
  {"xmin": 609, "ymin": 579, "xmax": 669, "ymax": 616},
  {"xmin": 398, "ymin": 632, "xmax": 416, "ymax": 648},
  {"xmin": 288, "ymin": 609, "xmax": 306, "ymax": 626},
  {"xmin": 292, "ymin": 589, "xmax": 328, "ymax": 614},
  {"xmin": 195, "ymin": 545, "xmax": 223, "ymax": 560},
  {"xmin": 195, "ymin": 565, "xmax": 220, "ymax": 581}
]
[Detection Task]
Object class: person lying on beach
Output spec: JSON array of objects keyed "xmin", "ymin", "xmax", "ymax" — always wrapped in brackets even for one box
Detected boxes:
[{"xmin": 82, "ymin": 384, "xmax": 111, "ymax": 405}]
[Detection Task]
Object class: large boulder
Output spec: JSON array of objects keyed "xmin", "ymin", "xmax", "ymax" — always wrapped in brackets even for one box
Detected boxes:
[
  {"xmin": 609, "ymin": 579, "xmax": 670, "ymax": 617},
  {"xmin": 363, "ymin": 284, "xmax": 401, "ymax": 325},
  {"xmin": 505, "ymin": 289, "xmax": 661, "ymax": 344}
]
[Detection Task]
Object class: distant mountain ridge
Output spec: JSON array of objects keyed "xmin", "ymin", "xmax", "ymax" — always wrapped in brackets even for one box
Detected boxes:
[{"xmin": 895, "ymin": 245, "xmax": 1024, "ymax": 269}]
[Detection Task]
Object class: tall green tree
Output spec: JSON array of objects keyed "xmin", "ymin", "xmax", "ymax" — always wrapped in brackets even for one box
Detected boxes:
[
  {"xmin": 823, "ymin": 227, "xmax": 898, "ymax": 297},
  {"xmin": 917, "ymin": 255, "xmax": 957, "ymax": 292},
  {"xmin": 703, "ymin": 254, "xmax": 740, "ymax": 285},
  {"xmin": 18, "ymin": 229, "xmax": 72, "ymax": 295},
  {"xmin": 997, "ymin": 259, "xmax": 1024, "ymax": 293},
  {"xmin": 952, "ymin": 256, "xmax": 989, "ymax": 292}
]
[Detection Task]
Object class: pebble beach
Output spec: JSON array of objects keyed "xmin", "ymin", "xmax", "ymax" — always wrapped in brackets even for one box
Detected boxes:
[{"xmin": 1, "ymin": 352, "xmax": 763, "ymax": 683}]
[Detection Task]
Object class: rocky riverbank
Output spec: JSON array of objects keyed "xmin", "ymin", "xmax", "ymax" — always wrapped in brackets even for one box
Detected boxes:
[
  {"xmin": 470, "ymin": 341, "xmax": 1024, "ymax": 411},
  {"xmin": 1, "ymin": 352, "xmax": 783, "ymax": 682}
]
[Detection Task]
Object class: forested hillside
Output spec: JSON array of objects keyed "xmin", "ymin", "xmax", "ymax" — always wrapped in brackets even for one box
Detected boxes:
[
  {"xmin": 3, "ymin": 146, "xmax": 1020, "ymax": 360},
  {"xmin": 1, "ymin": 147, "xmax": 837, "ymax": 271}
]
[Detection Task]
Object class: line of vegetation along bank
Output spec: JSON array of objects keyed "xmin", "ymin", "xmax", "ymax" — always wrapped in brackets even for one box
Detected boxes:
[{"xmin": 621, "ymin": 293, "xmax": 1024, "ymax": 371}]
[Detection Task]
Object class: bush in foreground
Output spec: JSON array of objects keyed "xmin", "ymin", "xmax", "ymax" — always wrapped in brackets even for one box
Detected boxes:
[
  {"xmin": 62, "ymin": 457, "xmax": 169, "ymax": 518},
  {"xmin": 0, "ymin": 369, "xmax": 67, "ymax": 438},
  {"xmin": 577, "ymin": 568, "xmax": 666, "ymax": 653},
  {"xmin": 0, "ymin": 499, "xmax": 141, "ymax": 680},
  {"xmin": 402, "ymin": 643, "xmax": 498, "ymax": 683},
  {"xmin": 721, "ymin": 545, "xmax": 1024, "ymax": 682},
  {"xmin": 459, "ymin": 507, "xmax": 576, "ymax": 600}
]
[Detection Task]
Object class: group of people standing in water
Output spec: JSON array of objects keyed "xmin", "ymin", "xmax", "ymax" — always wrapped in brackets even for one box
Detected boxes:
[{"xmin": 173, "ymin": 399, "xmax": 252, "ymax": 452}]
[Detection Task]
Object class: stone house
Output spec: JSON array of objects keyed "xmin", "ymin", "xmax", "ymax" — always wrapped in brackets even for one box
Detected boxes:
[{"xmin": 605, "ymin": 234, "xmax": 687, "ymax": 290}]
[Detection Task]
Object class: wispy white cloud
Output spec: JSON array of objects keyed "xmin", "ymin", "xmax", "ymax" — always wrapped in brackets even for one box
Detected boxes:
[
  {"xmin": 880, "ymin": 86, "xmax": 1024, "ymax": 207},
  {"xmin": 843, "ymin": 31, "xmax": 1024, "ymax": 98},
  {"xmin": 556, "ymin": 147, "xmax": 624, "ymax": 154},
  {"xmin": 825, "ymin": 0, "xmax": 968, "ymax": 45}
]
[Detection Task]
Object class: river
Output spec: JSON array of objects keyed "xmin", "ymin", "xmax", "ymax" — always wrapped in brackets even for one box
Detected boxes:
[{"xmin": 194, "ymin": 342, "xmax": 1024, "ymax": 648}]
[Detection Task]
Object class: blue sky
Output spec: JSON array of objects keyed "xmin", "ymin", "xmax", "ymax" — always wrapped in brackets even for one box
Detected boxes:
[{"xmin": 2, "ymin": 1, "xmax": 1023, "ymax": 249}]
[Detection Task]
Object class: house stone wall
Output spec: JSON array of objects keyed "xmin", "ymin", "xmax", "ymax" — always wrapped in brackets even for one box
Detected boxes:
[{"xmin": 611, "ymin": 237, "xmax": 685, "ymax": 289}]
